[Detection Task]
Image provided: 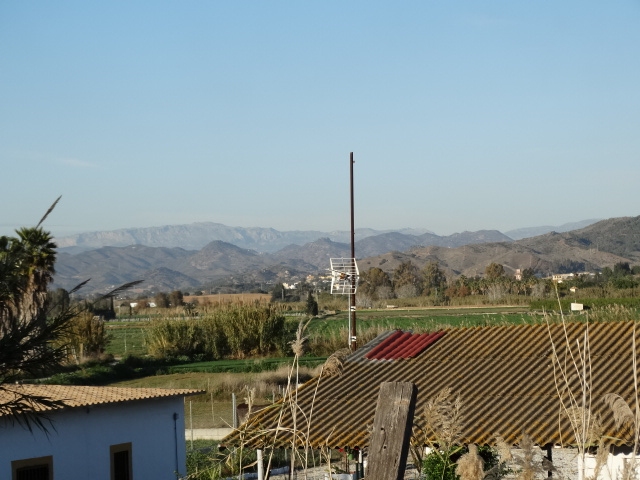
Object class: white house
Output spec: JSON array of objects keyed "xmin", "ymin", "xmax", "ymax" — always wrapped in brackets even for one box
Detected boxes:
[{"xmin": 1, "ymin": 384, "xmax": 201, "ymax": 480}]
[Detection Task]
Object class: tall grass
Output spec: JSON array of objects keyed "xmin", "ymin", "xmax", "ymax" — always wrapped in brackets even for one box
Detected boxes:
[{"xmin": 146, "ymin": 304, "xmax": 294, "ymax": 360}]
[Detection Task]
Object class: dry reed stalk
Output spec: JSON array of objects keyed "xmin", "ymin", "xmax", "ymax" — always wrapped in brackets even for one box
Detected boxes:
[
  {"xmin": 546, "ymin": 284, "xmax": 596, "ymax": 480},
  {"xmin": 422, "ymin": 387, "xmax": 464, "ymax": 450},
  {"xmin": 586, "ymin": 438, "xmax": 610, "ymax": 480},
  {"xmin": 494, "ymin": 436, "xmax": 512, "ymax": 463},
  {"xmin": 321, "ymin": 348, "xmax": 350, "ymax": 377},
  {"xmin": 602, "ymin": 393, "xmax": 634, "ymax": 430},
  {"xmin": 457, "ymin": 444, "xmax": 484, "ymax": 480},
  {"xmin": 516, "ymin": 433, "xmax": 537, "ymax": 480},
  {"xmin": 612, "ymin": 322, "xmax": 640, "ymax": 480},
  {"xmin": 410, "ymin": 388, "xmax": 464, "ymax": 477}
]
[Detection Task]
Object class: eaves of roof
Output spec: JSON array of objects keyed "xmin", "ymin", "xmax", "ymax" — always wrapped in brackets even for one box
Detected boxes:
[{"xmin": 0, "ymin": 385, "xmax": 203, "ymax": 416}]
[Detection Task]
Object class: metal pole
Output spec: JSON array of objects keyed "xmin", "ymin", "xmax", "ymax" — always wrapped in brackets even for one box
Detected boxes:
[
  {"xmin": 350, "ymin": 152, "xmax": 357, "ymax": 351},
  {"xmin": 189, "ymin": 401, "xmax": 193, "ymax": 449},
  {"xmin": 232, "ymin": 393, "xmax": 238, "ymax": 429},
  {"xmin": 257, "ymin": 449, "xmax": 264, "ymax": 480}
]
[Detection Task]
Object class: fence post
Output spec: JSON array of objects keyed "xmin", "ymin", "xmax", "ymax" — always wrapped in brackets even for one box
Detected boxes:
[
  {"xmin": 365, "ymin": 381, "xmax": 417, "ymax": 480},
  {"xmin": 232, "ymin": 392, "xmax": 238, "ymax": 429}
]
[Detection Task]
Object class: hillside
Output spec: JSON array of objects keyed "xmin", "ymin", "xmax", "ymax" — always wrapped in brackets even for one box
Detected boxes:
[
  {"xmin": 504, "ymin": 219, "xmax": 601, "ymax": 240},
  {"xmin": 51, "ymin": 216, "xmax": 640, "ymax": 295},
  {"xmin": 359, "ymin": 217, "xmax": 640, "ymax": 278}
]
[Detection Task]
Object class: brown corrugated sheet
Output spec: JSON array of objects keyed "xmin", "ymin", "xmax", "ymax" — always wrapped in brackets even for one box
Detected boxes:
[
  {"xmin": 0, "ymin": 385, "xmax": 203, "ymax": 415},
  {"xmin": 223, "ymin": 321, "xmax": 640, "ymax": 449}
]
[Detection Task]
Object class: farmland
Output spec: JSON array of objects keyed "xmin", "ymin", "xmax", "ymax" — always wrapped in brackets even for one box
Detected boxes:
[
  {"xmin": 97, "ymin": 303, "xmax": 544, "ymax": 430},
  {"xmin": 104, "ymin": 305, "xmax": 537, "ymax": 358}
]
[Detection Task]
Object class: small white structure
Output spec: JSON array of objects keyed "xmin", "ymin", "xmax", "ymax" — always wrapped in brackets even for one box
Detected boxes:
[
  {"xmin": 1, "ymin": 384, "xmax": 201, "ymax": 480},
  {"xmin": 571, "ymin": 302, "xmax": 584, "ymax": 311},
  {"xmin": 585, "ymin": 451, "xmax": 640, "ymax": 480}
]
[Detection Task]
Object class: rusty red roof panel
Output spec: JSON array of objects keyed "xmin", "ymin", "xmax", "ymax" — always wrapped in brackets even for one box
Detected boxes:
[{"xmin": 364, "ymin": 330, "xmax": 445, "ymax": 360}]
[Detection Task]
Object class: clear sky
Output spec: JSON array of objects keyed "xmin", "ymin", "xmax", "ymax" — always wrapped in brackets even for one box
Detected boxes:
[{"xmin": 1, "ymin": 1, "xmax": 639, "ymax": 238}]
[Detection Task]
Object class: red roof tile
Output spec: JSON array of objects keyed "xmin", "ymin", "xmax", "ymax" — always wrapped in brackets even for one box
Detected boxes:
[{"xmin": 365, "ymin": 330, "xmax": 445, "ymax": 360}]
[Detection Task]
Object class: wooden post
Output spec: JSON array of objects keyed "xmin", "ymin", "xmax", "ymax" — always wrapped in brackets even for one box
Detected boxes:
[{"xmin": 366, "ymin": 382, "xmax": 417, "ymax": 480}]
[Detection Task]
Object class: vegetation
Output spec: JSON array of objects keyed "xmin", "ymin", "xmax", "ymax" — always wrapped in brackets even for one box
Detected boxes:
[
  {"xmin": 146, "ymin": 304, "xmax": 295, "ymax": 360},
  {"xmin": 0, "ymin": 208, "xmax": 78, "ymax": 427},
  {"xmin": 0, "ymin": 201, "xmax": 143, "ymax": 430}
]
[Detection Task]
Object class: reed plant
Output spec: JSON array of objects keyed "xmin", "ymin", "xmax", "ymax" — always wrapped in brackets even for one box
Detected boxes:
[{"xmin": 146, "ymin": 304, "xmax": 293, "ymax": 360}]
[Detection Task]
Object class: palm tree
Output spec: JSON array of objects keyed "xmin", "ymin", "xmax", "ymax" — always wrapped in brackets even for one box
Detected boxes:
[
  {"xmin": 0, "ymin": 197, "xmax": 143, "ymax": 431},
  {"xmin": 13, "ymin": 226, "xmax": 57, "ymax": 325}
]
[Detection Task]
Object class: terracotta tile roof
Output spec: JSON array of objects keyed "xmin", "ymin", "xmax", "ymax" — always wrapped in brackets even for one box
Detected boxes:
[
  {"xmin": 223, "ymin": 321, "xmax": 640, "ymax": 449},
  {"xmin": 0, "ymin": 385, "xmax": 202, "ymax": 416}
]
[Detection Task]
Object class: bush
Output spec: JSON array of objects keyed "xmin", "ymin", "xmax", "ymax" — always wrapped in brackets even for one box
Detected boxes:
[
  {"xmin": 422, "ymin": 446, "xmax": 504, "ymax": 480},
  {"xmin": 146, "ymin": 304, "xmax": 291, "ymax": 360}
]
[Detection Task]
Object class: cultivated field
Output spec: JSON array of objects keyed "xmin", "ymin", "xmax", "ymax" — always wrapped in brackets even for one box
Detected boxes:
[
  {"xmin": 184, "ymin": 293, "xmax": 271, "ymax": 305},
  {"xmin": 103, "ymin": 304, "xmax": 545, "ymax": 429}
]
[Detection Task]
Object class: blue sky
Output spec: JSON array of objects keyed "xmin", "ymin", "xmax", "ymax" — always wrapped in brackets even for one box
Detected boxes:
[{"xmin": 1, "ymin": 1, "xmax": 639, "ymax": 238}]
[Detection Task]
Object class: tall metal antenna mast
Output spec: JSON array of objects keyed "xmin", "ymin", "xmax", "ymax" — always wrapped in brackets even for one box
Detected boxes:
[
  {"xmin": 329, "ymin": 153, "xmax": 359, "ymax": 351},
  {"xmin": 349, "ymin": 152, "xmax": 357, "ymax": 351}
]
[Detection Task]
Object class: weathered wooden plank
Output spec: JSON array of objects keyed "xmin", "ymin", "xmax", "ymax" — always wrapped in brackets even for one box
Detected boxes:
[{"xmin": 366, "ymin": 381, "xmax": 418, "ymax": 480}]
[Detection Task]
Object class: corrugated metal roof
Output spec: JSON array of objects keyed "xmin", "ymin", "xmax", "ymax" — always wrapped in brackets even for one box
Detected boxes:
[
  {"xmin": 365, "ymin": 331, "xmax": 445, "ymax": 360},
  {"xmin": 0, "ymin": 385, "xmax": 202, "ymax": 416},
  {"xmin": 223, "ymin": 321, "xmax": 640, "ymax": 449}
]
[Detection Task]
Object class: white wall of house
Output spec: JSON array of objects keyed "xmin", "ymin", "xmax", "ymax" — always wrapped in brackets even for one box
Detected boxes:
[
  {"xmin": 586, "ymin": 452, "xmax": 640, "ymax": 480},
  {"xmin": 1, "ymin": 396, "xmax": 187, "ymax": 479}
]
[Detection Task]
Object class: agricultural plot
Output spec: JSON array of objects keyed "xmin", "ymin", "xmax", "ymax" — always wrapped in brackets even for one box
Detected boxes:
[
  {"xmin": 307, "ymin": 306, "xmax": 540, "ymax": 337},
  {"xmin": 105, "ymin": 322, "xmax": 149, "ymax": 357}
]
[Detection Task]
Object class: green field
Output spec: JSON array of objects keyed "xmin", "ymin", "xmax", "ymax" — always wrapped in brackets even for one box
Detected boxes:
[
  {"xmin": 105, "ymin": 322, "xmax": 148, "ymax": 357},
  {"xmin": 167, "ymin": 357, "xmax": 325, "ymax": 374},
  {"xmin": 104, "ymin": 307, "xmax": 542, "ymax": 358},
  {"xmin": 307, "ymin": 306, "xmax": 540, "ymax": 336}
]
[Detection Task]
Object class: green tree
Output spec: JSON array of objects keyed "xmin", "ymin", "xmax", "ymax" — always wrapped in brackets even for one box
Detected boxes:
[
  {"xmin": 169, "ymin": 290, "xmax": 184, "ymax": 307},
  {"xmin": 613, "ymin": 262, "xmax": 632, "ymax": 277},
  {"xmin": 359, "ymin": 267, "xmax": 392, "ymax": 299},
  {"xmin": 485, "ymin": 262, "xmax": 505, "ymax": 280},
  {"xmin": 422, "ymin": 262, "xmax": 447, "ymax": 296},
  {"xmin": 601, "ymin": 267, "xmax": 613, "ymax": 280},
  {"xmin": 64, "ymin": 311, "xmax": 110, "ymax": 360},
  {"xmin": 271, "ymin": 283, "xmax": 286, "ymax": 302},
  {"xmin": 0, "ymin": 199, "xmax": 77, "ymax": 428},
  {"xmin": 47, "ymin": 288, "xmax": 70, "ymax": 317},
  {"xmin": 1, "ymin": 225, "xmax": 57, "ymax": 330},
  {"xmin": 393, "ymin": 261, "xmax": 421, "ymax": 293},
  {"xmin": 0, "ymin": 199, "xmax": 142, "ymax": 430},
  {"xmin": 305, "ymin": 292, "xmax": 318, "ymax": 316},
  {"xmin": 154, "ymin": 292, "xmax": 170, "ymax": 308},
  {"xmin": 520, "ymin": 268, "xmax": 536, "ymax": 281}
]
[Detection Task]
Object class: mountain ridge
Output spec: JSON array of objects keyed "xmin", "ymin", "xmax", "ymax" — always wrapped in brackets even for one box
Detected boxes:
[
  {"xmin": 50, "ymin": 216, "xmax": 638, "ymax": 295},
  {"xmin": 54, "ymin": 219, "xmax": 600, "ymax": 254}
]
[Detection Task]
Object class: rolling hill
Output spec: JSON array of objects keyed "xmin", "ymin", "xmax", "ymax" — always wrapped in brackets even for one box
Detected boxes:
[{"xmin": 50, "ymin": 216, "xmax": 640, "ymax": 295}]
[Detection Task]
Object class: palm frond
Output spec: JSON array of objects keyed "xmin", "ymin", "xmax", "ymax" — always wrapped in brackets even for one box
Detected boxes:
[
  {"xmin": 0, "ymin": 386, "xmax": 64, "ymax": 435},
  {"xmin": 99, "ymin": 280, "xmax": 144, "ymax": 300},
  {"xmin": 35, "ymin": 196, "xmax": 62, "ymax": 229},
  {"xmin": 68, "ymin": 278, "xmax": 91, "ymax": 295}
]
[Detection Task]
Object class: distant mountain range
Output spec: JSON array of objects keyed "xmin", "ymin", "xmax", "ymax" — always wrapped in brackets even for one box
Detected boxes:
[
  {"xmin": 51, "ymin": 217, "xmax": 636, "ymax": 296},
  {"xmin": 54, "ymin": 219, "xmax": 600, "ymax": 254},
  {"xmin": 54, "ymin": 223, "xmax": 433, "ymax": 254},
  {"xmin": 504, "ymin": 219, "xmax": 601, "ymax": 240}
]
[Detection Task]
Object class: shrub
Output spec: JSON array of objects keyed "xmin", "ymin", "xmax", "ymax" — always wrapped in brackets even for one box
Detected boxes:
[
  {"xmin": 146, "ymin": 304, "xmax": 291, "ymax": 360},
  {"xmin": 423, "ymin": 446, "xmax": 504, "ymax": 480}
]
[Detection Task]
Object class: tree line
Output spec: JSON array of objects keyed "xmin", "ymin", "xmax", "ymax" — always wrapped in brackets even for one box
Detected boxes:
[{"xmin": 357, "ymin": 259, "xmax": 640, "ymax": 306}]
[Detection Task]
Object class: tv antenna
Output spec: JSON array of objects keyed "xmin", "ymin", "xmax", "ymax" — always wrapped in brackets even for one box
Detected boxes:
[
  {"xmin": 329, "ymin": 258, "xmax": 359, "ymax": 295},
  {"xmin": 329, "ymin": 152, "xmax": 359, "ymax": 351}
]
